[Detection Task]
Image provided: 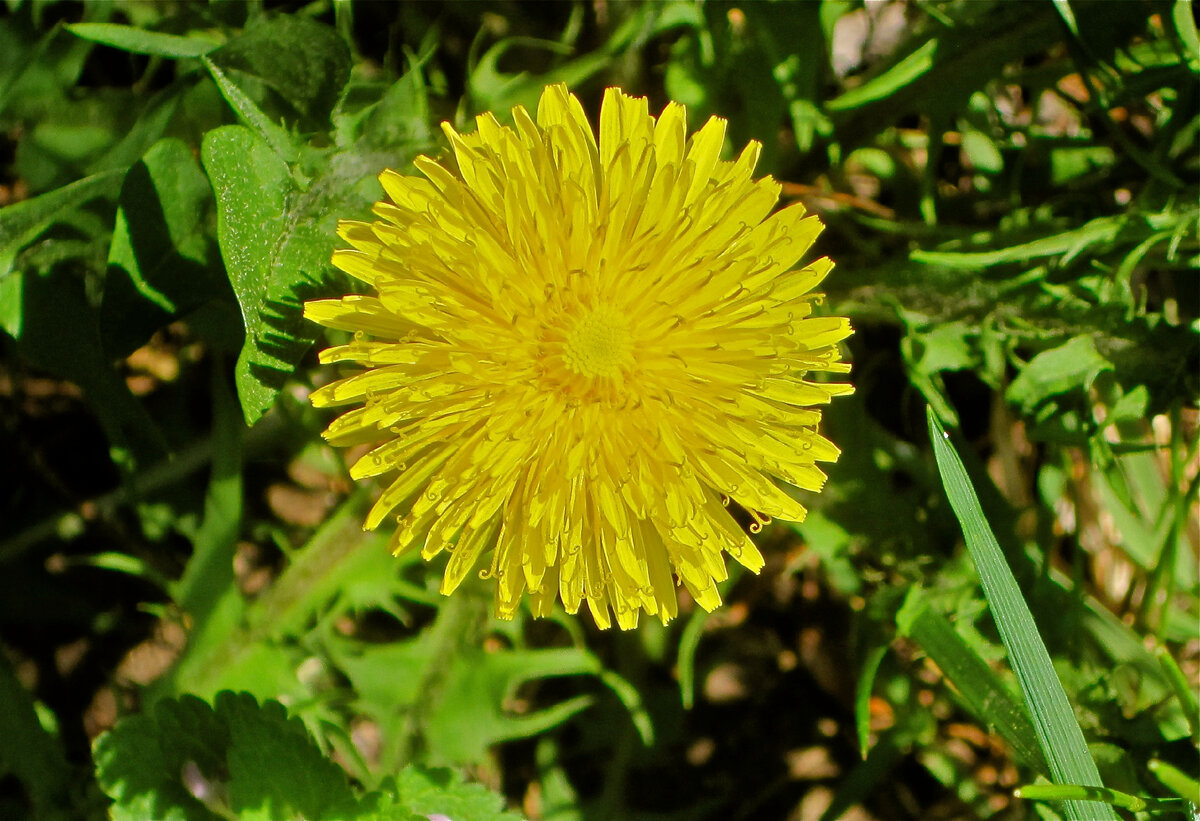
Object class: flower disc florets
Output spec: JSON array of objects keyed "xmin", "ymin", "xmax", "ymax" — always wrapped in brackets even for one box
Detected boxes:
[{"xmin": 305, "ymin": 84, "xmax": 852, "ymax": 629}]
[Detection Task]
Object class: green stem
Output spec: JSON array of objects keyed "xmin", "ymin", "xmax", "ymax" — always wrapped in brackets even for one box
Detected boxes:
[
  {"xmin": 391, "ymin": 579, "xmax": 491, "ymax": 768},
  {"xmin": 0, "ymin": 410, "xmax": 288, "ymax": 565}
]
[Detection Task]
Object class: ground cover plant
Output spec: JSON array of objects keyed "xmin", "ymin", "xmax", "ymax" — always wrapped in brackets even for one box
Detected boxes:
[{"xmin": 0, "ymin": 1, "xmax": 1196, "ymax": 819}]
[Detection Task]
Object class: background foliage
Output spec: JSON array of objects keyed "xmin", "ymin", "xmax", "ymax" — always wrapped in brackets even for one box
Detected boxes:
[{"xmin": 0, "ymin": 1, "xmax": 1196, "ymax": 819}]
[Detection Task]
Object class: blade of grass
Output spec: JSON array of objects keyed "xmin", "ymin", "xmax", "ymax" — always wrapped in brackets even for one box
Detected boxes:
[
  {"xmin": 896, "ymin": 590, "xmax": 1047, "ymax": 773},
  {"xmin": 677, "ymin": 608, "xmax": 707, "ymax": 710},
  {"xmin": 926, "ymin": 406, "xmax": 1119, "ymax": 821},
  {"xmin": 1148, "ymin": 759, "xmax": 1200, "ymax": 804},
  {"xmin": 1156, "ymin": 646, "xmax": 1200, "ymax": 745},
  {"xmin": 1014, "ymin": 783, "xmax": 1189, "ymax": 813},
  {"xmin": 855, "ymin": 645, "xmax": 888, "ymax": 759}
]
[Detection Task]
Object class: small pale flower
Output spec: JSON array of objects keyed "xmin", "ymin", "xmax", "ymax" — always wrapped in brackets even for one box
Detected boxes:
[{"xmin": 305, "ymin": 84, "xmax": 852, "ymax": 629}]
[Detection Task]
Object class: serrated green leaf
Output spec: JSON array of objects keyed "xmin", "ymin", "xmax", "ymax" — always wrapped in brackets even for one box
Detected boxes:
[
  {"xmin": 358, "ymin": 66, "xmax": 433, "ymax": 150},
  {"xmin": 202, "ymin": 124, "xmax": 394, "ymax": 424},
  {"xmin": 374, "ymin": 766, "xmax": 523, "ymax": 821},
  {"xmin": 93, "ymin": 694, "xmax": 232, "ymax": 821},
  {"xmin": 201, "ymin": 125, "xmax": 301, "ymax": 424},
  {"xmin": 906, "ymin": 322, "xmax": 980, "ymax": 375},
  {"xmin": 328, "ymin": 598, "xmax": 602, "ymax": 766},
  {"xmin": 927, "ymin": 408, "xmax": 1119, "ymax": 821},
  {"xmin": 219, "ymin": 692, "xmax": 357, "ymax": 821},
  {"xmin": 66, "ymin": 22, "xmax": 220, "ymax": 58},
  {"xmin": 95, "ymin": 693, "xmax": 357, "ymax": 821}
]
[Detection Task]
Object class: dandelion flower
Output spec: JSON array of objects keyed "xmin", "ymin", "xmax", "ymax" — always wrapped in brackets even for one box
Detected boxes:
[{"xmin": 305, "ymin": 84, "xmax": 852, "ymax": 629}]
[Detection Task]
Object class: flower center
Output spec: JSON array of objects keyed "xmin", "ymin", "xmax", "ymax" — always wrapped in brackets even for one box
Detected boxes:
[{"xmin": 562, "ymin": 305, "xmax": 632, "ymax": 379}]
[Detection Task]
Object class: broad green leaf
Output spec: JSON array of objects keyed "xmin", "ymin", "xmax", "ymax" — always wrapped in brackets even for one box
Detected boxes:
[
  {"xmin": 101, "ymin": 137, "xmax": 225, "ymax": 358},
  {"xmin": 927, "ymin": 408, "xmax": 1118, "ymax": 820},
  {"xmin": 1007, "ymin": 336, "xmax": 1112, "ymax": 414},
  {"xmin": 66, "ymin": 22, "xmax": 220, "ymax": 58},
  {"xmin": 2, "ymin": 178, "xmax": 118, "ymax": 244},
  {"xmin": 207, "ymin": 14, "xmax": 350, "ymax": 124},
  {"xmin": 201, "ymin": 125, "xmax": 301, "ymax": 424},
  {"xmin": 1050, "ymin": 146, "xmax": 1115, "ymax": 185},
  {"xmin": 202, "ymin": 57, "xmax": 298, "ymax": 163},
  {"xmin": 0, "ymin": 9, "xmax": 97, "ymax": 122},
  {"xmin": 0, "ymin": 265, "xmax": 21, "ymax": 338}
]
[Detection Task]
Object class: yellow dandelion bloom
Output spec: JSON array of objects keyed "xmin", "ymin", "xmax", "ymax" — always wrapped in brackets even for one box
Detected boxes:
[{"xmin": 304, "ymin": 84, "xmax": 852, "ymax": 630}]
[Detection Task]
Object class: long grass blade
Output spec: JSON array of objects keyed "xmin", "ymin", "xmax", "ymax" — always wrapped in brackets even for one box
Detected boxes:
[{"xmin": 927, "ymin": 407, "xmax": 1118, "ymax": 821}]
